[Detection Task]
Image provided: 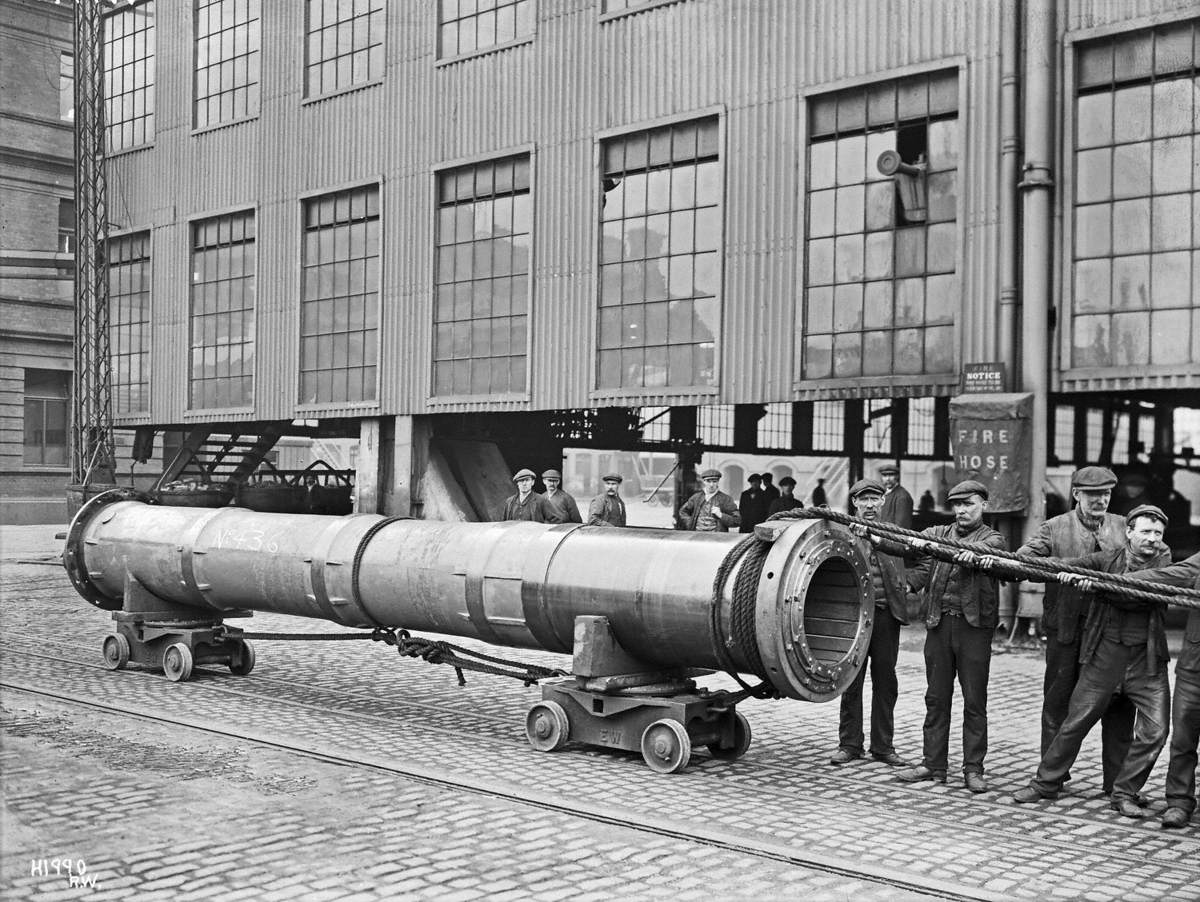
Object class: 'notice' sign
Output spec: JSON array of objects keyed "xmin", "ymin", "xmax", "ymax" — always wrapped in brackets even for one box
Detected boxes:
[{"xmin": 961, "ymin": 362, "xmax": 1007, "ymax": 394}]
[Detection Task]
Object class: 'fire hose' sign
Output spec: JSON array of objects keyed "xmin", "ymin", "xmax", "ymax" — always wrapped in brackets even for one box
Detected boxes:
[{"xmin": 948, "ymin": 392, "xmax": 1033, "ymax": 513}]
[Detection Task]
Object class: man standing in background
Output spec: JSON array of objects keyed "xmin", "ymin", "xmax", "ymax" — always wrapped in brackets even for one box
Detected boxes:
[
  {"xmin": 587, "ymin": 473, "xmax": 627, "ymax": 527},
  {"xmin": 738, "ymin": 473, "xmax": 767, "ymax": 533},
  {"xmin": 768, "ymin": 476, "xmax": 803, "ymax": 515},
  {"xmin": 541, "ymin": 468, "xmax": 582, "ymax": 524},
  {"xmin": 499, "ymin": 469, "xmax": 561, "ymax": 523},
  {"xmin": 679, "ymin": 469, "xmax": 740, "ymax": 532},
  {"xmin": 879, "ymin": 463, "xmax": 914, "ymax": 529}
]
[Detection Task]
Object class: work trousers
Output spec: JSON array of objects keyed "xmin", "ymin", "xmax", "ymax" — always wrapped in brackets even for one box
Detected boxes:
[
  {"xmin": 1165, "ymin": 667, "xmax": 1200, "ymax": 815},
  {"xmin": 921, "ymin": 613, "xmax": 992, "ymax": 775},
  {"xmin": 1042, "ymin": 626, "xmax": 1135, "ymax": 792},
  {"xmin": 838, "ymin": 607, "xmax": 903, "ymax": 756},
  {"xmin": 1033, "ymin": 640, "xmax": 1170, "ymax": 803}
]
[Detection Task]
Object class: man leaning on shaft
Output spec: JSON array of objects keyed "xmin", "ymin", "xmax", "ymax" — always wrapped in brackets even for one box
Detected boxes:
[
  {"xmin": 1017, "ymin": 465, "xmax": 1134, "ymax": 796},
  {"xmin": 830, "ymin": 478, "xmax": 911, "ymax": 769},
  {"xmin": 1011, "ymin": 504, "xmax": 1173, "ymax": 819}
]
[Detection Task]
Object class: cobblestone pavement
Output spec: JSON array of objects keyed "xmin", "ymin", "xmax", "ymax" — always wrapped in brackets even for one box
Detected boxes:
[{"xmin": 2, "ymin": 549, "xmax": 1200, "ymax": 901}]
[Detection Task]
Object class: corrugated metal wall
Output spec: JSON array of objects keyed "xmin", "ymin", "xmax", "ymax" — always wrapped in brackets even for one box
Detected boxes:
[{"xmin": 104, "ymin": 0, "xmax": 1194, "ymax": 427}]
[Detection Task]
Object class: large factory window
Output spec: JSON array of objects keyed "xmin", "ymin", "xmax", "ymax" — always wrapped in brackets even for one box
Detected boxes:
[
  {"xmin": 189, "ymin": 211, "xmax": 256, "ymax": 410},
  {"xmin": 108, "ymin": 233, "xmax": 151, "ymax": 416},
  {"xmin": 439, "ymin": 0, "xmax": 535, "ymax": 60},
  {"xmin": 598, "ymin": 116, "xmax": 721, "ymax": 390},
  {"xmin": 801, "ymin": 69, "xmax": 959, "ymax": 381},
  {"xmin": 1070, "ymin": 18, "xmax": 1199, "ymax": 371},
  {"xmin": 301, "ymin": 185, "xmax": 380, "ymax": 405},
  {"xmin": 102, "ymin": 0, "xmax": 154, "ymax": 151},
  {"xmin": 194, "ymin": 0, "xmax": 260, "ymax": 129},
  {"xmin": 434, "ymin": 155, "xmax": 531, "ymax": 396},
  {"xmin": 23, "ymin": 370, "xmax": 70, "ymax": 467},
  {"xmin": 305, "ymin": 0, "xmax": 384, "ymax": 97}
]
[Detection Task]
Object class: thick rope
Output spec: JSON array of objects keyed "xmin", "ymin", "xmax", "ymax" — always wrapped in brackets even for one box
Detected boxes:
[
  {"xmin": 771, "ymin": 508, "xmax": 1200, "ymax": 610},
  {"xmin": 710, "ymin": 534, "xmax": 780, "ymax": 699}
]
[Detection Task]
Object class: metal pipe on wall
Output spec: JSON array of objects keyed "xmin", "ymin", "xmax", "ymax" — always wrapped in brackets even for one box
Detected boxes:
[
  {"xmin": 1019, "ymin": 0, "xmax": 1056, "ymax": 546},
  {"xmin": 65, "ymin": 495, "xmax": 875, "ymax": 703}
]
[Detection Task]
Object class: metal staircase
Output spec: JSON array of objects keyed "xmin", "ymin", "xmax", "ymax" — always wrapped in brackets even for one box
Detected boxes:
[{"xmin": 154, "ymin": 423, "xmax": 287, "ymax": 492}]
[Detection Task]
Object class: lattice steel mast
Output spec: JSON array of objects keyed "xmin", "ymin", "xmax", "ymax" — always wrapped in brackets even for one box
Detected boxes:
[{"xmin": 71, "ymin": 0, "xmax": 115, "ymax": 488}]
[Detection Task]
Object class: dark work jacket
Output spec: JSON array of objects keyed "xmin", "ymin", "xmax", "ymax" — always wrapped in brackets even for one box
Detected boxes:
[
  {"xmin": 879, "ymin": 485, "xmax": 914, "ymax": 529},
  {"xmin": 906, "ymin": 522, "xmax": 1007, "ymax": 630},
  {"xmin": 1122, "ymin": 551, "xmax": 1200, "ymax": 673},
  {"xmin": 863, "ymin": 537, "xmax": 909, "ymax": 625},
  {"xmin": 1017, "ymin": 509, "xmax": 1127, "ymax": 643},
  {"xmin": 678, "ymin": 490, "xmax": 740, "ymax": 532},
  {"xmin": 1067, "ymin": 547, "xmax": 1173, "ymax": 675},
  {"xmin": 543, "ymin": 489, "xmax": 582, "ymax": 524},
  {"xmin": 499, "ymin": 492, "xmax": 562, "ymax": 523}
]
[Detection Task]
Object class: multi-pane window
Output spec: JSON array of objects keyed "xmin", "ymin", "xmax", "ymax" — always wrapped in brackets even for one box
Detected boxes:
[
  {"xmin": 59, "ymin": 52, "xmax": 73, "ymax": 121},
  {"xmin": 697, "ymin": 405, "xmax": 734, "ymax": 448},
  {"xmin": 1071, "ymin": 19, "xmax": 1200, "ymax": 369},
  {"xmin": 194, "ymin": 0, "xmax": 261, "ymax": 129},
  {"xmin": 802, "ymin": 69, "xmax": 959, "ymax": 381},
  {"xmin": 190, "ymin": 211, "xmax": 255, "ymax": 409},
  {"xmin": 434, "ymin": 156, "xmax": 531, "ymax": 396},
  {"xmin": 602, "ymin": 0, "xmax": 666, "ymax": 12},
  {"xmin": 103, "ymin": 1, "xmax": 154, "ymax": 151},
  {"xmin": 301, "ymin": 186, "xmax": 381, "ymax": 405},
  {"xmin": 109, "ymin": 233, "xmax": 151, "ymax": 415},
  {"xmin": 599, "ymin": 117, "xmax": 721, "ymax": 390},
  {"xmin": 305, "ymin": 0, "xmax": 385, "ymax": 97},
  {"xmin": 23, "ymin": 370, "xmax": 70, "ymax": 466},
  {"xmin": 58, "ymin": 200, "xmax": 75, "ymax": 255},
  {"xmin": 439, "ymin": 0, "xmax": 534, "ymax": 60}
]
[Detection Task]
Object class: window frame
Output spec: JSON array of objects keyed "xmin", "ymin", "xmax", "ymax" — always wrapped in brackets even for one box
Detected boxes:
[
  {"xmin": 1059, "ymin": 11, "xmax": 1200, "ymax": 387},
  {"xmin": 22, "ymin": 369, "xmax": 72, "ymax": 469},
  {"xmin": 427, "ymin": 145, "xmax": 536, "ymax": 407},
  {"xmin": 107, "ymin": 227, "xmax": 154, "ymax": 422},
  {"xmin": 301, "ymin": 0, "xmax": 387, "ymax": 103},
  {"xmin": 101, "ymin": 0, "xmax": 156, "ymax": 155},
  {"xmin": 434, "ymin": 0, "xmax": 537, "ymax": 66},
  {"xmin": 598, "ymin": 0, "xmax": 688, "ymax": 24},
  {"xmin": 184, "ymin": 204, "xmax": 259, "ymax": 416},
  {"xmin": 190, "ymin": 0, "xmax": 262, "ymax": 135},
  {"xmin": 792, "ymin": 57, "xmax": 967, "ymax": 400},
  {"xmin": 589, "ymin": 105, "xmax": 727, "ymax": 404},
  {"xmin": 295, "ymin": 178, "xmax": 385, "ymax": 413}
]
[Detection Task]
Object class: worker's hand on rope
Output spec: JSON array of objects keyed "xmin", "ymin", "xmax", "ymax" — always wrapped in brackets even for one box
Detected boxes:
[
  {"xmin": 1058, "ymin": 572, "xmax": 1097, "ymax": 592},
  {"xmin": 975, "ymin": 554, "xmax": 1000, "ymax": 571},
  {"xmin": 849, "ymin": 522, "xmax": 871, "ymax": 540},
  {"xmin": 953, "ymin": 550, "xmax": 978, "ymax": 567},
  {"xmin": 908, "ymin": 537, "xmax": 931, "ymax": 551}
]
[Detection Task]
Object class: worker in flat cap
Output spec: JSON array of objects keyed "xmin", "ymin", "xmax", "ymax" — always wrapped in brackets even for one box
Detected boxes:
[
  {"xmin": 587, "ymin": 472, "xmax": 627, "ymax": 528},
  {"xmin": 738, "ymin": 473, "xmax": 768, "ymax": 533},
  {"xmin": 540, "ymin": 468, "xmax": 582, "ymax": 524},
  {"xmin": 677, "ymin": 468, "xmax": 740, "ymax": 532},
  {"xmin": 832, "ymin": 479, "xmax": 911, "ymax": 769},
  {"xmin": 1015, "ymin": 464, "xmax": 1134, "ymax": 795},
  {"xmin": 1107, "ymin": 541, "xmax": 1200, "ymax": 828},
  {"xmin": 498, "ymin": 468, "xmax": 562, "ymax": 523},
  {"xmin": 767, "ymin": 475, "xmax": 803, "ymax": 515},
  {"xmin": 868, "ymin": 479, "xmax": 1006, "ymax": 792},
  {"xmin": 878, "ymin": 463, "xmax": 914, "ymax": 529},
  {"xmin": 1013, "ymin": 504, "xmax": 1172, "ymax": 818}
]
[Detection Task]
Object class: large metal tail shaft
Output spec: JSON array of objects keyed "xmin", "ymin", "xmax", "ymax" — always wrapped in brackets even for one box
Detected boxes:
[{"xmin": 64, "ymin": 491, "xmax": 874, "ymax": 702}]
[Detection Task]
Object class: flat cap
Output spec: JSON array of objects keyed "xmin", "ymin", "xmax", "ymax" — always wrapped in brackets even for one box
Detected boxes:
[
  {"xmin": 778, "ymin": 476, "xmax": 796, "ymax": 487},
  {"xmin": 878, "ymin": 463, "xmax": 900, "ymax": 476},
  {"xmin": 849, "ymin": 477, "xmax": 885, "ymax": 499},
  {"xmin": 1071, "ymin": 466, "xmax": 1118, "ymax": 490},
  {"xmin": 947, "ymin": 479, "xmax": 988, "ymax": 502},
  {"xmin": 699, "ymin": 468, "xmax": 722, "ymax": 480},
  {"xmin": 601, "ymin": 472, "xmax": 623, "ymax": 483},
  {"xmin": 512, "ymin": 468, "xmax": 537, "ymax": 482},
  {"xmin": 541, "ymin": 468, "xmax": 562, "ymax": 479},
  {"xmin": 1126, "ymin": 504, "xmax": 1168, "ymax": 527}
]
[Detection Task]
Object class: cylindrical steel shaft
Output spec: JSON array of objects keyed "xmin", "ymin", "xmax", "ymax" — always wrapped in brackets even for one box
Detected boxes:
[{"xmin": 65, "ymin": 492, "xmax": 875, "ymax": 702}]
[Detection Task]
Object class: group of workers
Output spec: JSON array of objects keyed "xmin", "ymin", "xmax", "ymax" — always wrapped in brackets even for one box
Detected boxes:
[
  {"xmin": 496, "ymin": 461, "xmax": 1198, "ymax": 828},
  {"xmin": 841, "ymin": 465, "xmax": 1198, "ymax": 830}
]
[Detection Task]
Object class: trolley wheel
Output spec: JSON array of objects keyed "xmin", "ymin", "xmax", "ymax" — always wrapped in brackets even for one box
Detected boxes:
[
  {"xmin": 228, "ymin": 640, "xmax": 256, "ymax": 676},
  {"xmin": 707, "ymin": 711, "xmax": 752, "ymax": 760},
  {"xmin": 162, "ymin": 642, "xmax": 194, "ymax": 682},
  {"xmin": 525, "ymin": 700, "xmax": 570, "ymax": 752},
  {"xmin": 101, "ymin": 633, "xmax": 130, "ymax": 670},
  {"xmin": 641, "ymin": 718, "xmax": 692, "ymax": 774}
]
